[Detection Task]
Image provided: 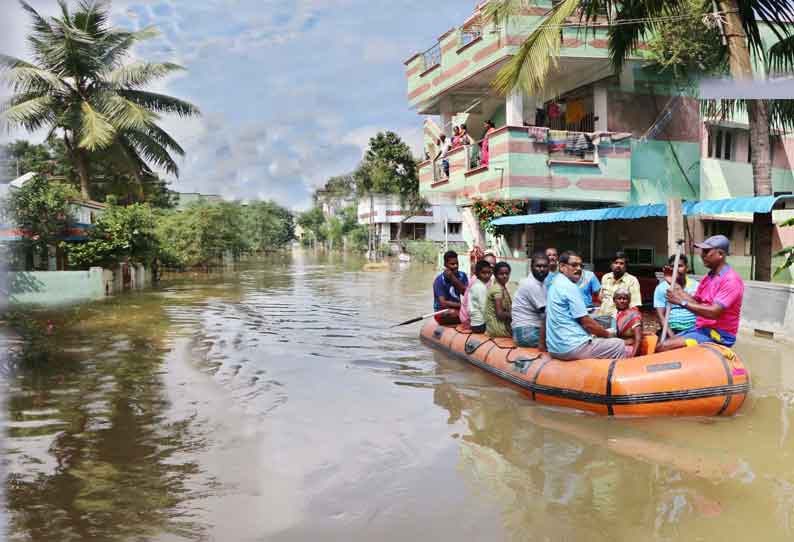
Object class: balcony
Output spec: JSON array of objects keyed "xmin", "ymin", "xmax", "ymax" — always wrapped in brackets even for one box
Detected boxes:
[{"xmin": 418, "ymin": 125, "xmax": 632, "ymax": 205}]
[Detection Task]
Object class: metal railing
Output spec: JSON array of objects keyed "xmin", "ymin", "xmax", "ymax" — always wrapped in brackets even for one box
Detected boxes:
[
  {"xmin": 547, "ymin": 130, "xmax": 598, "ymax": 161},
  {"xmin": 465, "ymin": 137, "xmax": 487, "ymax": 172},
  {"xmin": 421, "ymin": 43, "xmax": 441, "ymax": 71},
  {"xmin": 460, "ymin": 24, "xmax": 482, "ymax": 48}
]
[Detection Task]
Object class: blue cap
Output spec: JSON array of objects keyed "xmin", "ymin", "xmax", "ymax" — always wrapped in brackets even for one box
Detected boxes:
[{"xmin": 695, "ymin": 234, "xmax": 730, "ymax": 253}]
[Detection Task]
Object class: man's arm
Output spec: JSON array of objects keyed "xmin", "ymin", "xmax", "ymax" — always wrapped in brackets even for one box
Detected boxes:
[
  {"xmin": 538, "ymin": 313, "xmax": 547, "ymax": 352},
  {"xmin": 629, "ymin": 326, "xmax": 643, "ymax": 357},
  {"xmin": 437, "ymin": 295, "xmax": 460, "ymax": 310},
  {"xmin": 666, "ymin": 285, "xmax": 724, "ymax": 320},
  {"xmin": 577, "ymin": 315, "xmax": 613, "ymax": 338}
]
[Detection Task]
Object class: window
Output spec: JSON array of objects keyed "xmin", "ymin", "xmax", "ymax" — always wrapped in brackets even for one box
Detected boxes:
[
  {"xmin": 708, "ymin": 127, "xmax": 733, "ymax": 160},
  {"xmin": 447, "ymin": 222, "xmax": 461, "ymax": 235},
  {"xmin": 623, "ymin": 247, "xmax": 655, "ymax": 266},
  {"xmin": 703, "ymin": 220, "xmax": 734, "ymax": 239},
  {"xmin": 390, "ymin": 223, "xmax": 426, "ymax": 241}
]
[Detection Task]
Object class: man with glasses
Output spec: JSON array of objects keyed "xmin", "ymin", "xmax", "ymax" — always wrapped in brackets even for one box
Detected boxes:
[
  {"xmin": 657, "ymin": 235, "xmax": 744, "ymax": 351},
  {"xmin": 546, "ymin": 251, "xmax": 627, "ymax": 361}
]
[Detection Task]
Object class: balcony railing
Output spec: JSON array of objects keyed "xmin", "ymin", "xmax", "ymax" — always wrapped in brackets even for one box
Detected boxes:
[
  {"xmin": 421, "ymin": 43, "xmax": 441, "ymax": 72},
  {"xmin": 460, "ymin": 24, "xmax": 482, "ymax": 48}
]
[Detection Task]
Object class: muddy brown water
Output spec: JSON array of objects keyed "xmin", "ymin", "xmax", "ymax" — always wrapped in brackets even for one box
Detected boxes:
[{"xmin": 1, "ymin": 250, "xmax": 793, "ymax": 541}]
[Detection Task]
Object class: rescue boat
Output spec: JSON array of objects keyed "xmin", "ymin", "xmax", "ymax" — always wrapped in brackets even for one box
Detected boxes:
[{"xmin": 420, "ymin": 320, "xmax": 750, "ymax": 417}]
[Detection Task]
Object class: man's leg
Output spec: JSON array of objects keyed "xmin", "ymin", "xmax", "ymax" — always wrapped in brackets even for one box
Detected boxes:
[
  {"xmin": 656, "ymin": 328, "xmax": 710, "ymax": 352},
  {"xmin": 435, "ymin": 309, "xmax": 461, "ymax": 325},
  {"xmin": 513, "ymin": 325, "xmax": 540, "ymax": 347},
  {"xmin": 555, "ymin": 338, "xmax": 627, "ymax": 361}
]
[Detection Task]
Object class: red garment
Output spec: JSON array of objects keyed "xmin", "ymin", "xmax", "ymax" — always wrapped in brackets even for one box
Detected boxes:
[{"xmin": 616, "ymin": 308, "xmax": 642, "ymax": 339}]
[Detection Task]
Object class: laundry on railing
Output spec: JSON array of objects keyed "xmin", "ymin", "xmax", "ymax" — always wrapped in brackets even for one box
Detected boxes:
[
  {"xmin": 565, "ymin": 132, "xmax": 593, "ymax": 157},
  {"xmin": 548, "ymin": 130, "xmax": 567, "ymax": 152},
  {"xmin": 526, "ymin": 126, "xmax": 548, "ymax": 142}
]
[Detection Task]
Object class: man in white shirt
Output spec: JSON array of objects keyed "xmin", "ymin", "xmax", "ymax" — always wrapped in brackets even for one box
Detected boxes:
[
  {"xmin": 435, "ymin": 134, "xmax": 452, "ymax": 178},
  {"xmin": 512, "ymin": 251, "xmax": 549, "ymax": 349}
]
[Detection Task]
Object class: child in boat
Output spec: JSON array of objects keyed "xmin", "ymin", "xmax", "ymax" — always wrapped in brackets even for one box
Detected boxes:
[
  {"xmin": 614, "ymin": 287, "xmax": 642, "ymax": 357},
  {"xmin": 485, "ymin": 262, "xmax": 512, "ymax": 338},
  {"xmin": 464, "ymin": 259, "xmax": 493, "ymax": 334}
]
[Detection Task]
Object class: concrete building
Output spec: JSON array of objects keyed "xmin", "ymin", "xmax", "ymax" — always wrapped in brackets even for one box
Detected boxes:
[
  {"xmin": 357, "ymin": 194, "xmax": 464, "ymax": 248},
  {"xmin": 170, "ymin": 191, "xmax": 223, "ymax": 210},
  {"xmin": 405, "ymin": 1, "xmax": 794, "ymax": 281}
]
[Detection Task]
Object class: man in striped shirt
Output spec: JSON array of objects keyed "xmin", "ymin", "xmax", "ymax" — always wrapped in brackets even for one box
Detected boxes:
[{"xmin": 653, "ymin": 254, "xmax": 699, "ymax": 340}]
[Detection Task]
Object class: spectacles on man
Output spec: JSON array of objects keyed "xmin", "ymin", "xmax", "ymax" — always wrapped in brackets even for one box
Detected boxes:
[{"xmin": 563, "ymin": 261, "xmax": 582, "ymax": 269}]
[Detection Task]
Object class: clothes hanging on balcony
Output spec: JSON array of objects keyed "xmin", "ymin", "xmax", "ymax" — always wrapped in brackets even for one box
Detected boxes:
[
  {"xmin": 547, "ymin": 102, "xmax": 561, "ymax": 119},
  {"xmin": 548, "ymin": 130, "xmax": 567, "ymax": 152},
  {"xmin": 565, "ymin": 100, "xmax": 586, "ymax": 125},
  {"xmin": 565, "ymin": 132, "xmax": 592, "ymax": 158}
]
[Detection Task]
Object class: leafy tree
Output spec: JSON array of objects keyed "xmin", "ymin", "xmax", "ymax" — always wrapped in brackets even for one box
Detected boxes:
[
  {"xmin": 296, "ymin": 206, "xmax": 327, "ymax": 247},
  {"xmin": 775, "ymin": 218, "xmax": 794, "ymax": 278},
  {"xmin": 484, "ymin": 0, "xmax": 794, "ymax": 280},
  {"xmin": 67, "ymin": 202, "xmax": 160, "ymax": 268},
  {"xmin": 353, "ymin": 131, "xmax": 425, "ymax": 247},
  {"xmin": 3, "ymin": 174, "xmax": 79, "ymax": 269},
  {"xmin": 0, "ymin": 0, "xmax": 200, "ymax": 200},
  {"xmin": 242, "ymin": 200, "xmax": 295, "ymax": 251}
]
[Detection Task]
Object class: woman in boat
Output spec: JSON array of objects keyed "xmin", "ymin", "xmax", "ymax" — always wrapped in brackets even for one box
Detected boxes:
[
  {"xmin": 485, "ymin": 261, "xmax": 512, "ymax": 338},
  {"xmin": 614, "ymin": 287, "xmax": 643, "ymax": 358}
]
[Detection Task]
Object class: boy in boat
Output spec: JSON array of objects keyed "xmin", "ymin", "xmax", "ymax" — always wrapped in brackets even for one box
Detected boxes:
[
  {"xmin": 653, "ymin": 254, "xmax": 699, "ymax": 340},
  {"xmin": 657, "ymin": 235, "xmax": 744, "ymax": 351},
  {"xmin": 546, "ymin": 251, "xmax": 627, "ymax": 361},
  {"xmin": 433, "ymin": 250, "xmax": 469, "ymax": 325},
  {"xmin": 511, "ymin": 250, "xmax": 549, "ymax": 348},
  {"xmin": 485, "ymin": 262, "xmax": 512, "ymax": 338},
  {"xmin": 614, "ymin": 287, "xmax": 642, "ymax": 358},
  {"xmin": 463, "ymin": 259, "xmax": 493, "ymax": 334}
]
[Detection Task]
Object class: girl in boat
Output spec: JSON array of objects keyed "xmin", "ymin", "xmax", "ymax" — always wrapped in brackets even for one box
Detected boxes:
[{"xmin": 485, "ymin": 262, "xmax": 512, "ymax": 338}]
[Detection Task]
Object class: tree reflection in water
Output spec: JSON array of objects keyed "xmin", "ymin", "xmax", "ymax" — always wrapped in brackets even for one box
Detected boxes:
[{"xmin": 4, "ymin": 301, "xmax": 207, "ymax": 542}]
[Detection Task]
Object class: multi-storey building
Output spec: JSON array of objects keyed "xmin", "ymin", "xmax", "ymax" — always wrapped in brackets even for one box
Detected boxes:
[{"xmin": 405, "ymin": 1, "xmax": 794, "ymax": 281}]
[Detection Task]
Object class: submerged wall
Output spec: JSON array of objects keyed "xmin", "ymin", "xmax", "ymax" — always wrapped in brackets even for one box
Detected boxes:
[{"xmin": 6, "ymin": 268, "xmax": 106, "ymax": 306}]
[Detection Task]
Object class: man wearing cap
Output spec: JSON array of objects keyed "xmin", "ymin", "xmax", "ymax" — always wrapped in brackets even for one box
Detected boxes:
[{"xmin": 657, "ymin": 235, "xmax": 744, "ymax": 351}]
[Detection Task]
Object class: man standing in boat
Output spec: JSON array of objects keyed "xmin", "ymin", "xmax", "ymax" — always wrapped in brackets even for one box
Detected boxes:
[
  {"xmin": 595, "ymin": 251, "xmax": 642, "ymax": 326},
  {"xmin": 433, "ymin": 250, "xmax": 469, "ymax": 325},
  {"xmin": 657, "ymin": 235, "xmax": 744, "ymax": 351},
  {"xmin": 546, "ymin": 251, "xmax": 627, "ymax": 361}
]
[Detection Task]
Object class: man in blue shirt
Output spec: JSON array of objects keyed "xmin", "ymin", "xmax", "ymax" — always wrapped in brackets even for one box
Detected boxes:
[
  {"xmin": 577, "ymin": 268, "xmax": 601, "ymax": 309},
  {"xmin": 433, "ymin": 250, "xmax": 469, "ymax": 325},
  {"xmin": 546, "ymin": 251, "xmax": 627, "ymax": 361},
  {"xmin": 653, "ymin": 254, "xmax": 699, "ymax": 340}
]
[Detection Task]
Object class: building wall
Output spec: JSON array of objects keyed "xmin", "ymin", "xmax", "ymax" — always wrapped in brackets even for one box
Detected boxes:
[{"xmin": 6, "ymin": 268, "xmax": 106, "ymax": 306}]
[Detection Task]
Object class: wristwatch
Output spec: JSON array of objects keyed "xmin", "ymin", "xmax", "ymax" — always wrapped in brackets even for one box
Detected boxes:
[{"xmin": 681, "ymin": 300, "xmax": 689, "ymax": 307}]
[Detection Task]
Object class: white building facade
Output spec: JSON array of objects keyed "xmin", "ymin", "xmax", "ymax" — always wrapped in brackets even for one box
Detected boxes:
[{"xmin": 357, "ymin": 194, "xmax": 464, "ymax": 247}]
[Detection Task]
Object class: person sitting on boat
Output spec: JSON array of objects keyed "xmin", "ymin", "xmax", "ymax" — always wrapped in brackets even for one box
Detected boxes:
[
  {"xmin": 511, "ymin": 250, "xmax": 549, "ymax": 348},
  {"xmin": 657, "ymin": 235, "xmax": 744, "ymax": 351},
  {"xmin": 596, "ymin": 251, "xmax": 642, "ymax": 320},
  {"xmin": 485, "ymin": 262, "xmax": 512, "ymax": 338},
  {"xmin": 462, "ymin": 259, "xmax": 493, "ymax": 334},
  {"xmin": 546, "ymin": 251, "xmax": 627, "ymax": 361},
  {"xmin": 614, "ymin": 287, "xmax": 643, "ymax": 358},
  {"xmin": 433, "ymin": 250, "xmax": 469, "ymax": 325},
  {"xmin": 653, "ymin": 254, "xmax": 699, "ymax": 340},
  {"xmin": 543, "ymin": 247, "xmax": 559, "ymax": 287}
]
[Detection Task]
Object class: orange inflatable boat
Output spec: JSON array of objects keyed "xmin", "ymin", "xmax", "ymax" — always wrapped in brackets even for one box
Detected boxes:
[{"xmin": 420, "ymin": 321, "xmax": 750, "ymax": 417}]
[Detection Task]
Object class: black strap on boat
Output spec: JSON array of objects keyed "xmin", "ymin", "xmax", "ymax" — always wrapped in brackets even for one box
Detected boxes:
[
  {"xmin": 700, "ymin": 343, "xmax": 735, "ymax": 416},
  {"xmin": 606, "ymin": 359, "xmax": 618, "ymax": 416},
  {"xmin": 531, "ymin": 357, "xmax": 553, "ymax": 401}
]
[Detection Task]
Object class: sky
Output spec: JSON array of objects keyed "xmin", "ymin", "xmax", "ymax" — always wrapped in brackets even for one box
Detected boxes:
[{"xmin": 0, "ymin": 0, "xmax": 477, "ymax": 209}]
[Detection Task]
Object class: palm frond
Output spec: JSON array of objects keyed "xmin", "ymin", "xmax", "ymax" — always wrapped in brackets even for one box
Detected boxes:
[
  {"xmin": 481, "ymin": 0, "xmax": 529, "ymax": 26},
  {"xmin": 119, "ymin": 89, "xmax": 201, "ymax": 117},
  {"xmin": 492, "ymin": 0, "xmax": 581, "ymax": 95},
  {"xmin": 0, "ymin": 65, "xmax": 70, "ymax": 94},
  {"xmin": 108, "ymin": 62, "xmax": 184, "ymax": 88},
  {"xmin": 607, "ymin": 0, "xmax": 676, "ymax": 73},
  {"xmin": 78, "ymin": 100, "xmax": 115, "ymax": 150},
  {"xmin": 122, "ymin": 128, "xmax": 180, "ymax": 176},
  {"xmin": 97, "ymin": 91, "xmax": 157, "ymax": 131},
  {"xmin": 99, "ymin": 27, "xmax": 159, "ymax": 70},
  {"xmin": 142, "ymin": 122, "xmax": 185, "ymax": 156},
  {"xmin": 740, "ymin": 0, "xmax": 794, "ymax": 61},
  {"xmin": 18, "ymin": 1, "xmax": 56, "ymax": 38},
  {"xmin": 0, "ymin": 95, "xmax": 55, "ymax": 132},
  {"xmin": 768, "ymin": 33, "xmax": 794, "ymax": 75}
]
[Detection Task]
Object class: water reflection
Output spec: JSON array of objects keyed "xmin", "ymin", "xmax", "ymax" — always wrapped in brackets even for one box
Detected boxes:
[{"xmin": 3, "ymin": 251, "xmax": 794, "ymax": 541}]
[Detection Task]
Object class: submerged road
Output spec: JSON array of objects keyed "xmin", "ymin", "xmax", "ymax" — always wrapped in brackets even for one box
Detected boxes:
[{"xmin": 2, "ymin": 250, "xmax": 794, "ymax": 541}]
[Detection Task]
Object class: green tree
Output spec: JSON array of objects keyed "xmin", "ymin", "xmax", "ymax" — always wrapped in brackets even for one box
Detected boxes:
[
  {"xmin": 3, "ymin": 174, "xmax": 79, "ymax": 269},
  {"xmin": 775, "ymin": 218, "xmax": 794, "ymax": 278},
  {"xmin": 353, "ymin": 131, "xmax": 424, "ymax": 249},
  {"xmin": 296, "ymin": 206, "xmax": 327, "ymax": 247},
  {"xmin": 67, "ymin": 202, "xmax": 160, "ymax": 268},
  {"xmin": 242, "ymin": 200, "xmax": 295, "ymax": 251},
  {"xmin": 0, "ymin": 0, "xmax": 200, "ymax": 200},
  {"xmin": 485, "ymin": 0, "xmax": 794, "ymax": 281}
]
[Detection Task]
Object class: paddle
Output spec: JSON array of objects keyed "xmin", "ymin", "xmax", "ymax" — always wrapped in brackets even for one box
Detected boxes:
[
  {"xmin": 660, "ymin": 239, "xmax": 685, "ymax": 344},
  {"xmin": 391, "ymin": 309, "xmax": 449, "ymax": 328}
]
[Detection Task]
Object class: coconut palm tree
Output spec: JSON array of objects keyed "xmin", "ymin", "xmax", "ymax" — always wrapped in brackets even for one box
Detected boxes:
[
  {"xmin": 0, "ymin": 0, "xmax": 200, "ymax": 200},
  {"xmin": 484, "ymin": 0, "xmax": 794, "ymax": 281}
]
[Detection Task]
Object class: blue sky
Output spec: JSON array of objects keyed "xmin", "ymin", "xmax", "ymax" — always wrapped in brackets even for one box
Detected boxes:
[{"xmin": 0, "ymin": 0, "xmax": 478, "ymax": 208}]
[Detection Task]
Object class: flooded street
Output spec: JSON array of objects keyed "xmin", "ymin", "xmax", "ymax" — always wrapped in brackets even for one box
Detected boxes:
[{"xmin": 2, "ymin": 250, "xmax": 794, "ymax": 541}]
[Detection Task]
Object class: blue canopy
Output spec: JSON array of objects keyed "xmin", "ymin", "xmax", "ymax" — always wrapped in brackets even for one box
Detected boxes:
[{"xmin": 491, "ymin": 195, "xmax": 794, "ymax": 226}]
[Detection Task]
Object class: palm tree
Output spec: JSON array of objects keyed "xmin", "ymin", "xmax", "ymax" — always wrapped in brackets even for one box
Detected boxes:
[
  {"xmin": 484, "ymin": 0, "xmax": 794, "ymax": 281},
  {"xmin": 0, "ymin": 0, "xmax": 200, "ymax": 201}
]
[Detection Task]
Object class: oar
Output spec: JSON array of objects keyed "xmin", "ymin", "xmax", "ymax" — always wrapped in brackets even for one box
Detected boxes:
[
  {"xmin": 660, "ymin": 239, "xmax": 685, "ymax": 344},
  {"xmin": 391, "ymin": 309, "xmax": 449, "ymax": 328}
]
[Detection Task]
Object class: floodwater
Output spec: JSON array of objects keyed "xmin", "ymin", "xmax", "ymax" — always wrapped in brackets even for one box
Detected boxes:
[{"xmin": 1, "ymin": 250, "xmax": 794, "ymax": 541}]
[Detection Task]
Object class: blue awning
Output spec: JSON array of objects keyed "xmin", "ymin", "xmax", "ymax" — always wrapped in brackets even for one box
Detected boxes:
[{"xmin": 491, "ymin": 195, "xmax": 794, "ymax": 226}]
